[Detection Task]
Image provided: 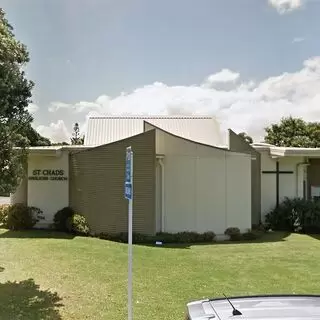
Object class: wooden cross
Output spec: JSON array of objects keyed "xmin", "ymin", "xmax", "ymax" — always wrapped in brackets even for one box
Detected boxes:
[{"xmin": 262, "ymin": 161, "xmax": 294, "ymax": 207}]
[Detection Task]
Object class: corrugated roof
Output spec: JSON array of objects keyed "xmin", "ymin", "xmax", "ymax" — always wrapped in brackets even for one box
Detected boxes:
[{"xmin": 84, "ymin": 115, "xmax": 223, "ymax": 147}]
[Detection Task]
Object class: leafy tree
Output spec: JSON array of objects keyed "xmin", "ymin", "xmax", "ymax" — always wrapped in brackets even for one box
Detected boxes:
[
  {"xmin": 70, "ymin": 123, "xmax": 84, "ymax": 145},
  {"xmin": 20, "ymin": 124, "xmax": 51, "ymax": 146},
  {"xmin": 264, "ymin": 116, "xmax": 320, "ymax": 147},
  {"xmin": 238, "ymin": 132, "xmax": 253, "ymax": 144},
  {"xmin": 0, "ymin": 9, "xmax": 34, "ymax": 194},
  {"xmin": 0, "ymin": 126, "xmax": 28, "ymax": 195}
]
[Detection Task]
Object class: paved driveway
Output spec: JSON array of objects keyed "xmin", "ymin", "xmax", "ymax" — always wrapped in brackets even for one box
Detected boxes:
[{"xmin": 0, "ymin": 197, "xmax": 10, "ymax": 205}]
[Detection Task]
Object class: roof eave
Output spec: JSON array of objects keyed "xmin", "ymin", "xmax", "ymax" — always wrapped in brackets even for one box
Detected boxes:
[{"xmin": 270, "ymin": 148, "xmax": 320, "ymax": 157}]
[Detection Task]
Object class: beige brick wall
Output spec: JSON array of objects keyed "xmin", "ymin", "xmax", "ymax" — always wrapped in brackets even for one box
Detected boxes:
[{"xmin": 69, "ymin": 130, "xmax": 156, "ymax": 235}]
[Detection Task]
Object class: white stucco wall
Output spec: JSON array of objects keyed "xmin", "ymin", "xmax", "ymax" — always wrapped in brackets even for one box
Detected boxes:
[
  {"xmin": 226, "ymin": 153, "xmax": 252, "ymax": 231},
  {"xmin": 260, "ymin": 151, "xmax": 305, "ymax": 220},
  {"xmin": 10, "ymin": 177, "xmax": 28, "ymax": 205},
  {"xmin": 154, "ymin": 129, "xmax": 251, "ymax": 235},
  {"xmin": 27, "ymin": 151, "xmax": 69, "ymax": 227}
]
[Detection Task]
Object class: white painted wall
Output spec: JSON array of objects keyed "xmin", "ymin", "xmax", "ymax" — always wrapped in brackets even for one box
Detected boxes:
[
  {"xmin": 154, "ymin": 128, "xmax": 252, "ymax": 235},
  {"xmin": 27, "ymin": 151, "xmax": 69, "ymax": 227},
  {"xmin": 260, "ymin": 151, "xmax": 304, "ymax": 220},
  {"xmin": 155, "ymin": 161, "xmax": 162, "ymax": 232},
  {"xmin": 226, "ymin": 153, "xmax": 252, "ymax": 231},
  {"xmin": 10, "ymin": 177, "xmax": 28, "ymax": 205}
]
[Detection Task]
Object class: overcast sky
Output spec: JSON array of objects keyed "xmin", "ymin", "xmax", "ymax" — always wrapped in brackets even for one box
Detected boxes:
[{"xmin": 2, "ymin": 0, "xmax": 320, "ymax": 143}]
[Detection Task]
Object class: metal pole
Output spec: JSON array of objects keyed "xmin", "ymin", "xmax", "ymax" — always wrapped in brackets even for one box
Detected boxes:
[{"xmin": 128, "ymin": 149, "xmax": 133, "ymax": 320}]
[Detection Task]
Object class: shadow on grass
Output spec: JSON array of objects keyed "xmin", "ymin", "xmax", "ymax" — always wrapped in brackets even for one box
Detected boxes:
[
  {"xmin": 136, "ymin": 232, "xmax": 291, "ymax": 250},
  {"xmin": 0, "ymin": 229, "xmax": 75, "ymax": 240},
  {"xmin": 0, "ymin": 278, "xmax": 63, "ymax": 320},
  {"xmin": 306, "ymin": 234, "xmax": 320, "ymax": 241}
]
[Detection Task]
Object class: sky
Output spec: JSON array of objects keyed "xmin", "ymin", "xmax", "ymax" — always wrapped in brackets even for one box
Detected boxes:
[{"xmin": 2, "ymin": 0, "xmax": 320, "ymax": 143}]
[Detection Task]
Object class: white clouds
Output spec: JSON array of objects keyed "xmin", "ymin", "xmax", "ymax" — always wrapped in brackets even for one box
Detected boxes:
[
  {"xmin": 40, "ymin": 56, "xmax": 320, "ymax": 144},
  {"xmin": 204, "ymin": 69, "xmax": 240, "ymax": 86},
  {"xmin": 292, "ymin": 37, "xmax": 305, "ymax": 43},
  {"xmin": 268, "ymin": 0, "xmax": 304, "ymax": 14},
  {"xmin": 48, "ymin": 102, "xmax": 70, "ymax": 112},
  {"xmin": 49, "ymin": 97, "xmax": 110, "ymax": 114},
  {"xmin": 27, "ymin": 103, "xmax": 39, "ymax": 114},
  {"xmin": 36, "ymin": 120, "xmax": 71, "ymax": 143}
]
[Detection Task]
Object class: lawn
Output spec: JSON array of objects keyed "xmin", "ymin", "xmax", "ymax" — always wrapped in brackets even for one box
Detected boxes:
[{"xmin": 1, "ymin": 230, "xmax": 320, "ymax": 319}]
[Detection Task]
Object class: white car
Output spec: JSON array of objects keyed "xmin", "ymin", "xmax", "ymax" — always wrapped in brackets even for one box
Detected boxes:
[{"xmin": 186, "ymin": 294, "xmax": 320, "ymax": 319}]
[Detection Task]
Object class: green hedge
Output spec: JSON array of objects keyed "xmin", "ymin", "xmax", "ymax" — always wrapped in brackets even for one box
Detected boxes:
[
  {"xmin": 53, "ymin": 207, "xmax": 75, "ymax": 232},
  {"xmin": 0, "ymin": 204, "xmax": 44, "ymax": 230},
  {"xmin": 66, "ymin": 214, "xmax": 90, "ymax": 236},
  {"xmin": 265, "ymin": 197, "xmax": 320, "ymax": 233},
  {"xmin": 99, "ymin": 231, "xmax": 217, "ymax": 244},
  {"xmin": 98, "ymin": 230, "xmax": 261, "ymax": 244}
]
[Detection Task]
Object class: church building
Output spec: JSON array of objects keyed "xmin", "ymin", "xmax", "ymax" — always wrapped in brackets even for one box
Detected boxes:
[{"xmin": 10, "ymin": 115, "xmax": 320, "ymax": 236}]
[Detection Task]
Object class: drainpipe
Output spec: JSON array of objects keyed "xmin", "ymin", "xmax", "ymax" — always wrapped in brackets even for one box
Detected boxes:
[
  {"xmin": 296, "ymin": 161, "xmax": 309, "ymax": 198},
  {"xmin": 158, "ymin": 158, "xmax": 165, "ymax": 232}
]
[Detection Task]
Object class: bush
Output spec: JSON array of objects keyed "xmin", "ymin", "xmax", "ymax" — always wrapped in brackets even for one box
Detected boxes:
[
  {"xmin": 154, "ymin": 232, "xmax": 178, "ymax": 243},
  {"xmin": 175, "ymin": 231, "xmax": 200, "ymax": 243},
  {"xmin": 98, "ymin": 231, "xmax": 216, "ymax": 244},
  {"xmin": 242, "ymin": 231, "xmax": 259, "ymax": 241},
  {"xmin": 66, "ymin": 214, "xmax": 90, "ymax": 235},
  {"xmin": 99, "ymin": 232, "xmax": 150, "ymax": 243},
  {"xmin": 0, "ymin": 205, "xmax": 9, "ymax": 226},
  {"xmin": 5, "ymin": 204, "xmax": 44, "ymax": 230},
  {"xmin": 224, "ymin": 227, "xmax": 241, "ymax": 241},
  {"xmin": 53, "ymin": 207, "xmax": 75, "ymax": 232},
  {"xmin": 252, "ymin": 222, "xmax": 267, "ymax": 232},
  {"xmin": 201, "ymin": 231, "xmax": 216, "ymax": 242},
  {"xmin": 265, "ymin": 197, "xmax": 320, "ymax": 233}
]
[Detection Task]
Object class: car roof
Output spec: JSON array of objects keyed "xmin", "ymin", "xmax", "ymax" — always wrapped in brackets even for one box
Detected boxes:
[{"xmin": 187, "ymin": 295, "xmax": 320, "ymax": 320}]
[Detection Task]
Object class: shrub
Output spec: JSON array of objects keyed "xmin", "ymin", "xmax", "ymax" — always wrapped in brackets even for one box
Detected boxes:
[
  {"xmin": 252, "ymin": 222, "xmax": 267, "ymax": 232},
  {"xmin": 53, "ymin": 207, "xmax": 75, "ymax": 232},
  {"xmin": 242, "ymin": 231, "xmax": 259, "ymax": 240},
  {"xmin": 265, "ymin": 197, "xmax": 320, "ymax": 233},
  {"xmin": 175, "ymin": 231, "xmax": 200, "ymax": 243},
  {"xmin": 5, "ymin": 204, "xmax": 44, "ymax": 230},
  {"xmin": 0, "ymin": 205, "xmax": 9, "ymax": 226},
  {"xmin": 98, "ymin": 232, "xmax": 150, "ymax": 243},
  {"xmin": 224, "ymin": 227, "xmax": 241, "ymax": 241},
  {"xmin": 201, "ymin": 231, "xmax": 216, "ymax": 242},
  {"xmin": 66, "ymin": 214, "xmax": 90, "ymax": 235},
  {"xmin": 132, "ymin": 233, "xmax": 153, "ymax": 243},
  {"xmin": 98, "ymin": 231, "xmax": 216, "ymax": 244},
  {"xmin": 154, "ymin": 232, "xmax": 178, "ymax": 243}
]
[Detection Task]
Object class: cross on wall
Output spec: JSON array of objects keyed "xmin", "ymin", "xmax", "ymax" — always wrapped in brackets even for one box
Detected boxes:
[{"xmin": 262, "ymin": 161, "xmax": 294, "ymax": 208}]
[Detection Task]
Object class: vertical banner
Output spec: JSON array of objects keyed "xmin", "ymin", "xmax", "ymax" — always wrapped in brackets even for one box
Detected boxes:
[{"xmin": 125, "ymin": 146, "xmax": 133, "ymax": 320}]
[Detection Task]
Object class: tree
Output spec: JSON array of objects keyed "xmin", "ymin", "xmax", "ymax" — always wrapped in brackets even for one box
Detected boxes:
[
  {"xmin": 70, "ymin": 123, "xmax": 84, "ymax": 145},
  {"xmin": 238, "ymin": 132, "xmax": 253, "ymax": 144},
  {"xmin": 264, "ymin": 116, "xmax": 320, "ymax": 147},
  {"xmin": 0, "ymin": 9, "xmax": 34, "ymax": 194},
  {"xmin": 20, "ymin": 124, "xmax": 51, "ymax": 146}
]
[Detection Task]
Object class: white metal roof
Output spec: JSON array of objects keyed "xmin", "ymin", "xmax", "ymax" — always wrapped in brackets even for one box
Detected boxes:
[{"xmin": 84, "ymin": 115, "xmax": 223, "ymax": 147}]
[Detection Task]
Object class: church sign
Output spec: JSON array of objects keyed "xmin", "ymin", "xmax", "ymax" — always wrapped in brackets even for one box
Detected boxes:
[{"xmin": 28, "ymin": 169, "xmax": 68, "ymax": 181}]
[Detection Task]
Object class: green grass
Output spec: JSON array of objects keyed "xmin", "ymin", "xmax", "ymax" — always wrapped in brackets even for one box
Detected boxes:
[{"xmin": 1, "ymin": 230, "xmax": 320, "ymax": 319}]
